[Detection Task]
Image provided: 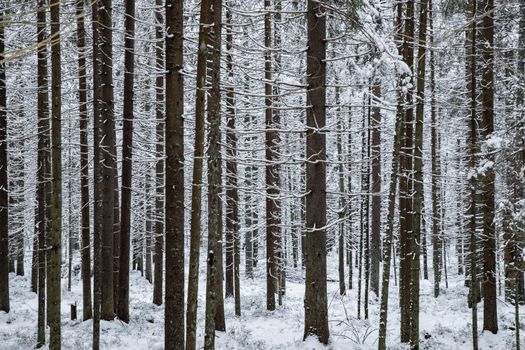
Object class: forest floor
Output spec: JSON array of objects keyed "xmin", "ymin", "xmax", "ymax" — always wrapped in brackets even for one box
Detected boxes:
[{"xmin": 0, "ymin": 249, "xmax": 522, "ymax": 349}]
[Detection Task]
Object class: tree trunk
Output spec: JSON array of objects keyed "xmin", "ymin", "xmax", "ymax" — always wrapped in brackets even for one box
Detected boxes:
[
  {"xmin": 185, "ymin": 0, "xmax": 210, "ymax": 347},
  {"xmin": 117, "ymin": 0, "xmax": 135, "ymax": 323},
  {"xmin": 99, "ymin": 0, "xmax": 115, "ymax": 321},
  {"xmin": 479, "ymin": 0, "xmax": 498, "ymax": 334},
  {"xmin": 152, "ymin": 0, "xmax": 164, "ymax": 307},
  {"xmin": 92, "ymin": 1, "xmax": 102, "ymax": 347},
  {"xmin": 225, "ymin": 1, "xmax": 241, "ymax": 317},
  {"xmin": 303, "ymin": 0, "xmax": 329, "ymax": 344},
  {"xmin": 377, "ymin": 93, "xmax": 403, "ymax": 350},
  {"xmin": 370, "ymin": 78, "xmax": 381, "ymax": 297},
  {"xmin": 410, "ymin": 0, "xmax": 429, "ymax": 346},
  {"xmin": 204, "ymin": 0, "xmax": 225, "ymax": 347},
  {"xmin": 347, "ymin": 106, "xmax": 353, "ymax": 290},
  {"xmin": 363, "ymin": 94, "xmax": 371, "ymax": 320},
  {"xmin": 48, "ymin": 0, "xmax": 63, "ymax": 346},
  {"xmin": 399, "ymin": 0, "xmax": 415, "ymax": 342},
  {"xmin": 264, "ymin": 0, "xmax": 280, "ymax": 312},
  {"xmin": 336, "ymin": 84, "xmax": 346, "ymax": 296},
  {"xmin": 0, "ymin": 3, "xmax": 9, "ymax": 315},
  {"xmin": 75, "ymin": 0, "xmax": 92, "ymax": 321},
  {"xmin": 430, "ymin": 1, "xmax": 441, "ymax": 298},
  {"xmin": 467, "ymin": 1, "xmax": 479, "ymax": 347},
  {"xmin": 165, "ymin": 0, "xmax": 185, "ymax": 347},
  {"xmin": 36, "ymin": 21, "xmax": 48, "ymax": 328},
  {"xmin": 145, "ymin": 172, "xmax": 153, "ymax": 284}
]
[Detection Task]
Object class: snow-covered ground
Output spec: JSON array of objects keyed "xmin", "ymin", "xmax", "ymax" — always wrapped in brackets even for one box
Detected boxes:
[{"xmin": 0, "ymin": 249, "xmax": 521, "ymax": 349}]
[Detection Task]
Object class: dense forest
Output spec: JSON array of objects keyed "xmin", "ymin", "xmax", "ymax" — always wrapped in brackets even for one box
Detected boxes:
[{"xmin": 0, "ymin": 0, "xmax": 523, "ymax": 349}]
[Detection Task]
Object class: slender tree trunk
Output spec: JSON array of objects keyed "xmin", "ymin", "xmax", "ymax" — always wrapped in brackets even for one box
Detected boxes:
[
  {"xmin": 264, "ymin": 0, "xmax": 279, "ymax": 312},
  {"xmin": 410, "ymin": 0, "xmax": 429, "ymax": 346},
  {"xmin": 430, "ymin": 0, "xmax": 441, "ymax": 298},
  {"xmin": 399, "ymin": 0, "xmax": 415, "ymax": 341},
  {"xmin": 467, "ymin": 1, "xmax": 479, "ymax": 347},
  {"xmin": 117, "ymin": 0, "xmax": 135, "ymax": 323},
  {"xmin": 145, "ymin": 172, "xmax": 153, "ymax": 284},
  {"xmin": 0, "ymin": 2, "xmax": 9, "ymax": 315},
  {"xmin": 48, "ymin": 0, "xmax": 63, "ymax": 347},
  {"xmin": 370, "ymin": 78, "xmax": 381, "ymax": 297},
  {"xmin": 364, "ymin": 94, "xmax": 371, "ymax": 320},
  {"xmin": 204, "ymin": 0, "xmax": 225, "ymax": 347},
  {"xmin": 36, "ymin": 21, "xmax": 48, "ymax": 330},
  {"xmin": 165, "ymin": 0, "xmax": 185, "ymax": 347},
  {"xmin": 303, "ymin": 0, "xmax": 329, "ymax": 344},
  {"xmin": 225, "ymin": 2, "xmax": 241, "ymax": 317},
  {"xmin": 152, "ymin": 0, "xmax": 164, "ymax": 307},
  {"xmin": 99, "ymin": 0, "xmax": 115, "ymax": 321},
  {"xmin": 92, "ymin": 1, "xmax": 102, "ymax": 347},
  {"xmin": 336, "ymin": 84, "xmax": 346, "ymax": 296},
  {"xmin": 185, "ymin": 1, "xmax": 210, "ymax": 348},
  {"xmin": 347, "ymin": 107, "xmax": 353, "ymax": 290},
  {"xmin": 377, "ymin": 97, "xmax": 403, "ymax": 350},
  {"xmin": 479, "ymin": 0, "xmax": 498, "ymax": 334},
  {"xmin": 422, "ymin": 206, "xmax": 429, "ymax": 280},
  {"xmin": 75, "ymin": 0, "xmax": 92, "ymax": 321}
]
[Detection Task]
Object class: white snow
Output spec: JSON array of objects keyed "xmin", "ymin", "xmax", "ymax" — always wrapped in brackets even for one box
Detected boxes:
[{"xmin": 0, "ymin": 248, "xmax": 522, "ymax": 349}]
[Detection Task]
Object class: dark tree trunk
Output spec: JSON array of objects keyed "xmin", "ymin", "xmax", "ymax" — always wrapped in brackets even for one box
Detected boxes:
[
  {"xmin": 347, "ymin": 107, "xmax": 353, "ymax": 290},
  {"xmin": 370, "ymin": 79, "xmax": 381, "ymax": 297},
  {"xmin": 185, "ymin": 0, "xmax": 210, "ymax": 348},
  {"xmin": 165, "ymin": 0, "xmax": 185, "ymax": 347},
  {"xmin": 117, "ymin": 0, "xmax": 135, "ymax": 323},
  {"xmin": 399, "ymin": 0, "xmax": 415, "ymax": 342},
  {"xmin": 225, "ymin": 1, "xmax": 241, "ymax": 317},
  {"xmin": 0, "ymin": 3, "xmax": 9, "ymax": 315},
  {"xmin": 99, "ymin": 0, "xmax": 115, "ymax": 321},
  {"xmin": 264, "ymin": 0, "xmax": 280, "ymax": 312},
  {"xmin": 75, "ymin": 0, "xmax": 92, "ymax": 321},
  {"xmin": 152, "ymin": 0, "xmax": 164, "ymax": 308},
  {"xmin": 92, "ymin": 1, "xmax": 102, "ymax": 347},
  {"xmin": 204, "ymin": 0, "xmax": 225, "ymax": 347},
  {"xmin": 467, "ymin": 0, "xmax": 479, "ymax": 347},
  {"xmin": 303, "ymin": 0, "xmax": 329, "ymax": 344},
  {"xmin": 410, "ymin": 0, "xmax": 429, "ymax": 345},
  {"xmin": 36, "ymin": 8, "xmax": 49, "ymax": 329},
  {"xmin": 479, "ymin": 0, "xmax": 498, "ymax": 334},
  {"xmin": 377, "ymin": 93, "xmax": 403, "ymax": 350},
  {"xmin": 48, "ymin": 0, "xmax": 63, "ymax": 347},
  {"xmin": 336, "ymin": 83, "xmax": 346, "ymax": 296},
  {"xmin": 145, "ymin": 172, "xmax": 153, "ymax": 284}
]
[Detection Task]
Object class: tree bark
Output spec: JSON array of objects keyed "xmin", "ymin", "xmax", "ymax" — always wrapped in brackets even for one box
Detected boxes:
[
  {"xmin": 185, "ymin": 0, "xmax": 210, "ymax": 348},
  {"xmin": 410, "ymin": 0, "xmax": 429, "ymax": 345},
  {"xmin": 48, "ymin": 0, "xmax": 63, "ymax": 346},
  {"xmin": 152, "ymin": 0, "xmax": 164, "ymax": 307},
  {"xmin": 467, "ymin": 1, "xmax": 479, "ymax": 347},
  {"xmin": 36, "ymin": 6, "xmax": 49, "ymax": 329},
  {"xmin": 0, "ymin": 3, "xmax": 9, "ymax": 315},
  {"xmin": 92, "ymin": 1, "xmax": 102, "ymax": 347},
  {"xmin": 75, "ymin": 0, "xmax": 92, "ymax": 322},
  {"xmin": 370, "ymin": 78, "xmax": 381, "ymax": 297},
  {"xmin": 165, "ymin": 0, "xmax": 185, "ymax": 346},
  {"xmin": 336, "ymin": 83, "xmax": 346, "ymax": 296},
  {"xmin": 399, "ymin": 0, "xmax": 415, "ymax": 341},
  {"xmin": 377, "ymin": 95, "xmax": 403, "ymax": 350},
  {"xmin": 204, "ymin": 0, "xmax": 226, "ymax": 347},
  {"xmin": 225, "ymin": 2, "xmax": 241, "ymax": 317},
  {"xmin": 264, "ymin": 0, "xmax": 280, "ymax": 312},
  {"xmin": 303, "ymin": 0, "xmax": 329, "ymax": 344},
  {"xmin": 117, "ymin": 0, "xmax": 136, "ymax": 323},
  {"xmin": 479, "ymin": 0, "xmax": 498, "ymax": 334},
  {"xmin": 99, "ymin": 0, "xmax": 115, "ymax": 321}
]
